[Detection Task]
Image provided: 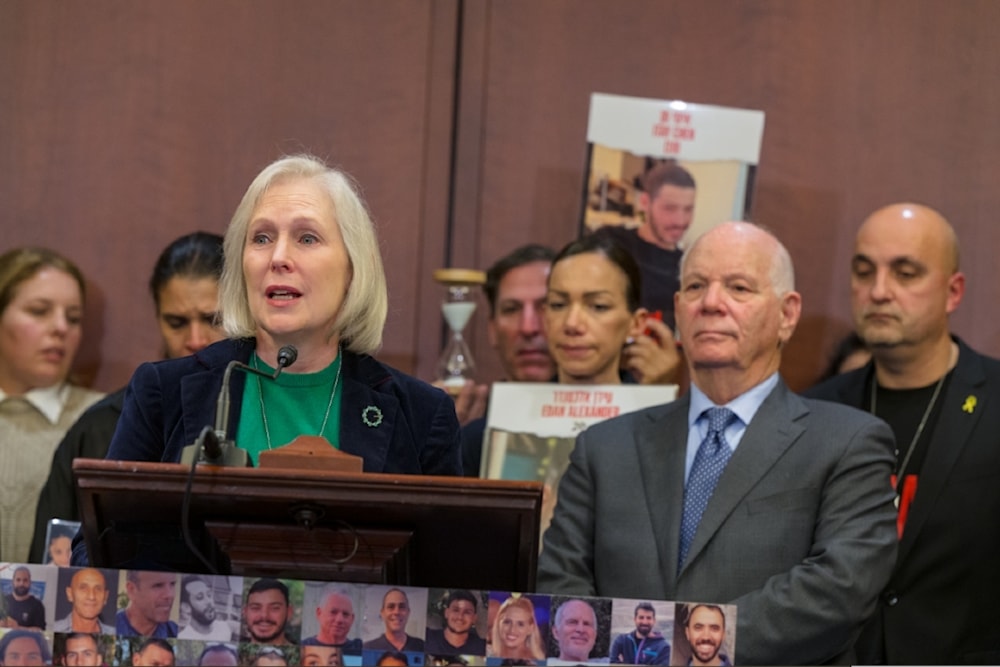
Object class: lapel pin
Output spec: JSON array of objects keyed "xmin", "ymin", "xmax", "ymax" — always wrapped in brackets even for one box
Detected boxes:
[
  {"xmin": 962, "ymin": 395, "xmax": 977, "ymax": 414},
  {"xmin": 362, "ymin": 405, "xmax": 383, "ymax": 427}
]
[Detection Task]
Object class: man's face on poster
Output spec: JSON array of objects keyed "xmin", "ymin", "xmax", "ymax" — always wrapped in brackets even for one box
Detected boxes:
[
  {"xmin": 380, "ymin": 589, "xmax": 410, "ymax": 635},
  {"xmin": 444, "ymin": 597, "xmax": 477, "ymax": 635},
  {"xmin": 185, "ymin": 579, "xmax": 217, "ymax": 626},
  {"xmin": 12, "ymin": 569, "xmax": 31, "ymax": 597},
  {"xmin": 245, "ymin": 588, "xmax": 291, "ymax": 643},
  {"xmin": 128, "ymin": 572, "xmax": 177, "ymax": 626},
  {"xmin": 686, "ymin": 606, "xmax": 725, "ymax": 665},
  {"xmin": 317, "ymin": 592, "xmax": 354, "ymax": 644},
  {"xmin": 642, "ymin": 184, "xmax": 695, "ymax": 249},
  {"xmin": 67, "ymin": 569, "xmax": 109, "ymax": 621},
  {"xmin": 64, "ymin": 635, "xmax": 101, "ymax": 666},
  {"xmin": 634, "ymin": 608, "xmax": 655, "ymax": 637}
]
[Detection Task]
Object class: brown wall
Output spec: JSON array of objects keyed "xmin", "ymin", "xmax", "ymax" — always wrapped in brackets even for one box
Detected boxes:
[
  {"xmin": 457, "ymin": 0, "xmax": 1000, "ymax": 390},
  {"xmin": 3, "ymin": 1, "xmax": 1000, "ymax": 395},
  {"xmin": 0, "ymin": 0, "xmax": 460, "ymax": 388}
]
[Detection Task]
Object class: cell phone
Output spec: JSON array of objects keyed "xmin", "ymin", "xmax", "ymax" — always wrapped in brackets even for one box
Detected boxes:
[{"xmin": 644, "ymin": 310, "xmax": 663, "ymax": 341}]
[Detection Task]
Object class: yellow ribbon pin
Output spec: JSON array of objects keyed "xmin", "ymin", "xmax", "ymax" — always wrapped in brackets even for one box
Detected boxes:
[{"xmin": 962, "ymin": 395, "xmax": 977, "ymax": 414}]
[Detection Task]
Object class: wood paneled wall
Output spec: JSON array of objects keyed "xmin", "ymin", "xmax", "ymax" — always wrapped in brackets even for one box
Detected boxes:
[
  {"xmin": 456, "ymin": 1, "xmax": 1000, "ymax": 390},
  {"xmin": 1, "ymin": 0, "xmax": 459, "ymax": 388},
  {"xmin": 3, "ymin": 1, "xmax": 999, "ymax": 395}
]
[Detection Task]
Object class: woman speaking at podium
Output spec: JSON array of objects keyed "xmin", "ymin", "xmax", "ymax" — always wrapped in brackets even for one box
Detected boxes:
[{"xmin": 105, "ymin": 154, "xmax": 461, "ymax": 474}]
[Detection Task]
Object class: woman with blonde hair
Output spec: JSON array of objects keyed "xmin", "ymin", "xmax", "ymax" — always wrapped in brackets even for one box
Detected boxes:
[
  {"xmin": 106, "ymin": 154, "xmax": 461, "ymax": 475},
  {"xmin": 29, "ymin": 231, "xmax": 228, "ymax": 563},
  {"xmin": 489, "ymin": 596, "xmax": 546, "ymax": 663},
  {"xmin": 0, "ymin": 247, "xmax": 103, "ymax": 562}
]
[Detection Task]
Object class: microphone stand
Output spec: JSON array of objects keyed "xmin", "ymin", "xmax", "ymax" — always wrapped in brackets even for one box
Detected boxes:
[
  {"xmin": 178, "ymin": 344, "xmax": 298, "ymax": 574},
  {"xmin": 180, "ymin": 345, "xmax": 298, "ymax": 466}
]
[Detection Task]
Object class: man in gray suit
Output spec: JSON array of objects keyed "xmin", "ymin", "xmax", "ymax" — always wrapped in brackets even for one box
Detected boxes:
[{"xmin": 537, "ymin": 221, "xmax": 898, "ymax": 665}]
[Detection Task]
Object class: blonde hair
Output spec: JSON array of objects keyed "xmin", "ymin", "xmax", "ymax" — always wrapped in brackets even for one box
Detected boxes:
[
  {"xmin": 219, "ymin": 154, "xmax": 387, "ymax": 354},
  {"xmin": 0, "ymin": 247, "xmax": 86, "ymax": 316},
  {"xmin": 490, "ymin": 596, "xmax": 546, "ymax": 661}
]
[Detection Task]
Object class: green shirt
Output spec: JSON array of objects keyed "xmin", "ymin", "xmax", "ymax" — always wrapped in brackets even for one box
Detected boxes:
[{"xmin": 236, "ymin": 352, "xmax": 343, "ymax": 465}]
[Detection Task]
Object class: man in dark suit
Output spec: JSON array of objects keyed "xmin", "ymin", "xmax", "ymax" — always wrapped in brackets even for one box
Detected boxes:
[
  {"xmin": 537, "ymin": 221, "xmax": 898, "ymax": 665},
  {"xmin": 807, "ymin": 203, "xmax": 1000, "ymax": 664}
]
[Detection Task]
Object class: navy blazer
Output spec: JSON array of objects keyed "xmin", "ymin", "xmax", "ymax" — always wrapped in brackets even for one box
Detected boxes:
[
  {"xmin": 806, "ymin": 337, "xmax": 1000, "ymax": 665},
  {"xmin": 107, "ymin": 339, "xmax": 462, "ymax": 476}
]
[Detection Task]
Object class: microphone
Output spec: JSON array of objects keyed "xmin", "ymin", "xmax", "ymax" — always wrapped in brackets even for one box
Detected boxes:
[
  {"xmin": 185, "ymin": 345, "xmax": 298, "ymax": 465},
  {"xmin": 213, "ymin": 344, "xmax": 298, "ymax": 447},
  {"xmin": 177, "ymin": 344, "xmax": 299, "ymax": 575},
  {"xmin": 277, "ymin": 344, "xmax": 298, "ymax": 369}
]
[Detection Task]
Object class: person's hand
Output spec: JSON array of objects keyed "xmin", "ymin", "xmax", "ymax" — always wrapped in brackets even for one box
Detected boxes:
[
  {"xmin": 453, "ymin": 380, "xmax": 490, "ymax": 425},
  {"xmin": 623, "ymin": 318, "xmax": 682, "ymax": 385},
  {"xmin": 434, "ymin": 379, "xmax": 490, "ymax": 426}
]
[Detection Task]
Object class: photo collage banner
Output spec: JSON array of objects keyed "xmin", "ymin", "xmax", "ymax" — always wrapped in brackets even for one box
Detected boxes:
[{"xmin": 0, "ymin": 562, "xmax": 737, "ymax": 666}]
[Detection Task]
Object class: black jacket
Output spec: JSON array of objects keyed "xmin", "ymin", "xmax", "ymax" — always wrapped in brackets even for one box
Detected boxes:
[
  {"xmin": 106, "ymin": 338, "xmax": 462, "ymax": 476},
  {"xmin": 29, "ymin": 388, "xmax": 124, "ymax": 563},
  {"xmin": 805, "ymin": 337, "xmax": 1000, "ymax": 664}
]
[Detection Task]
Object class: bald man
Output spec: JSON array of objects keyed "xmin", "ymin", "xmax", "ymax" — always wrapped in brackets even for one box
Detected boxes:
[
  {"xmin": 807, "ymin": 203, "xmax": 1000, "ymax": 664},
  {"xmin": 53, "ymin": 568, "xmax": 115, "ymax": 634},
  {"xmin": 539, "ymin": 222, "xmax": 897, "ymax": 665}
]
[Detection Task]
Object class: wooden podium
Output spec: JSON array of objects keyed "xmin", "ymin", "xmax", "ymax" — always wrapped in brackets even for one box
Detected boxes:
[{"xmin": 73, "ymin": 459, "xmax": 543, "ymax": 591}]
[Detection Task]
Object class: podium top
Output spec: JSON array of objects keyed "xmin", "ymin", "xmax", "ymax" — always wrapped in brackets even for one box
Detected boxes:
[{"xmin": 73, "ymin": 459, "xmax": 543, "ymax": 590}]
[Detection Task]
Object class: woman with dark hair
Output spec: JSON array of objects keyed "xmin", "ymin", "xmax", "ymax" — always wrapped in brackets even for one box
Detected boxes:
[
  {"xmin": 28, "ymin": 232, "xmax": 227, "ymax": 562},
  {"xmin": 0, "ymin": 247, "xmax": 102, "ymax": 563},
  {"xmin": 148, "ymin": 231, "xmax": 226, "ymax": 359},
  {"xmin": 545, "ymin": 235, "xmax": 650, "ymax": 385}
]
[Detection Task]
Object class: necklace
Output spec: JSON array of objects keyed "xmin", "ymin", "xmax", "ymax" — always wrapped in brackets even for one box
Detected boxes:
[
  {"xmin": 254, "ymin": 347, "xmax": 342, "ymax": 450},
  {"xmin": 869, "ymin": 370, "xmax": 945, "ymax": 481}
]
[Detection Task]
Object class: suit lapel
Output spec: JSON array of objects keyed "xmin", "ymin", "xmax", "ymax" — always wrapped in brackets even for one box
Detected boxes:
[
  {"xmin": 337, "ymin": 353, "xmax": 399, "ymax": 472},
  {"xmin": 679, "ymin": 381, "xmax": 806, "ymax": 577},
  {"xmin": 635, "ymin": 395, "xmax": 690, "ymax": 597},
  {"xmin": 180, "ymin": 366, "xmax": 224, "ymax": 447},
  {"xmin": 179, "ymin": 340, "xmax": 251, "ymax": 449},
  {"xmin": 896, "ymin": 343, "xmax": 986, "ymax": 561}
]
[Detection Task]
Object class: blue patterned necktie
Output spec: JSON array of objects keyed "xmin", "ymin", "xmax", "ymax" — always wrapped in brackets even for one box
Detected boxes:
[{"xmin": 679, "ymin": 407, "xmax": 737, "ymax": 570}]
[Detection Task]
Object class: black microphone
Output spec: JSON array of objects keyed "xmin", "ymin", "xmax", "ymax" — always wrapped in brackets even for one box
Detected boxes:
[
  {"xmin": 185, "ymin": 345, "xmax": 298, "ymax": 465},
  {"xmin": 177, "ymin": 344, "xmax": 299, "ymax": 575},
  {"xmin": 277, "ymin": 344, "xmax": 298, "ymax": 369},
  {"xmin": 213, "ymin": 345, "xmax": 298, "ymax": 448}
]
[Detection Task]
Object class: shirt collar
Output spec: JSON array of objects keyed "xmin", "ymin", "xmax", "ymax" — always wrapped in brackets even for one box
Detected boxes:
[
  {"xmin": 0, "ymin": 383, "xmax": 70, "ymax": 424},
  {"xmin": 688, "ymin": 372, "xmax": 780, "ymax": 428}
]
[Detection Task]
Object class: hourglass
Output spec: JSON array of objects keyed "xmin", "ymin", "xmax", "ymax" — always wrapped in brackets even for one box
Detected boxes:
[{"xmin": 432, "ymin": 268, "xmax": 486, "ymax": 394}]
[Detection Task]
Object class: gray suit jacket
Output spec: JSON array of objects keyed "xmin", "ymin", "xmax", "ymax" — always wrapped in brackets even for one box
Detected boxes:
[{"xmin": 537, "ymin": 379, "xmax": 898, "ymax": 666}]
